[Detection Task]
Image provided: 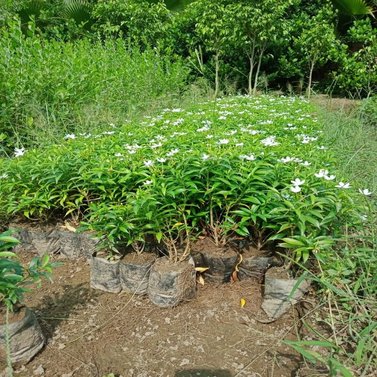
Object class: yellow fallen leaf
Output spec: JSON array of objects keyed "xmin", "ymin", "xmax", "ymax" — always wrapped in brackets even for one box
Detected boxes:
[
  {"xmin": 197, "ymin": 275, "xmax": 205, "ymax": 285},
  {"xmin": 234, "ymin": 254, "xmax": 243, "ymax": 272},
  {"xmin": 64, "ymin": 222, "xmax": 76, "ymax": 233},
  {"xmin": 195, "ymin": 267, "xmax": 209, "ymax": 273},
  {"xmin": 240, "ymin": 298, "xmax": 246, "ymax": 308}
]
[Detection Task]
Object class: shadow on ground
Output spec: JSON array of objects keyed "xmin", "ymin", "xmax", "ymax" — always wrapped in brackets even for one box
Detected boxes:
[{"xmin": 32, "ymin": 283, "xmax": 100, "ymax": 341}]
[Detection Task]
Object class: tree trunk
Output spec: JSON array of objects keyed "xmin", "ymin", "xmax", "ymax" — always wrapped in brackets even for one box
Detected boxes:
[
  {"xmin": 307, "ymin": 60, "xmax": 315, "ymax": 98},
  {"xmin": 214, "ymin": 52, "xmax": 220, "ymax": 98},
  {"xmin": 253, "ymin": 45, "xmax": 265, "ymax": 95},
  {"xmin": 248, "ymin": 45, "xmax": 256, "ymax": 96}
]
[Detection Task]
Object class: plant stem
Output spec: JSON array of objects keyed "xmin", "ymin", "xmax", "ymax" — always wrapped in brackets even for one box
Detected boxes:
[{"xmin": 5, "ymin": 307, "xmax": 13, "ymax": 377}]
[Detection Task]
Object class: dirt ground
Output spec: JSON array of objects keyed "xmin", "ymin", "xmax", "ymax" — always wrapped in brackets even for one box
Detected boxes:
[{"xmin": 2, "ymin": 250, "xmax": 315, "ymax": 377}]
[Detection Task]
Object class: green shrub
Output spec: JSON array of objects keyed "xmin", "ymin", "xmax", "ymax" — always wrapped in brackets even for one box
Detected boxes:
[
  {"xmin": 91, "ymin": 0, "xmax": 171, "ymax": 46},
  {"xmin": 333, "ymin": 19, "xmax": 377, "ymax": 97},
  {"xmin": 0, "ymin": 21, "xmax": 190, "ymax": 154},
  {"xmin": 0, "ymin": 95, "xmax": 369, "ymax": 262}
]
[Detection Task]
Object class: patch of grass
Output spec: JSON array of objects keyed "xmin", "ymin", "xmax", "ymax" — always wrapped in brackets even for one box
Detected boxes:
[
  {"xmin": 319, "ymin": 101, "xmax": 377, "ymax": 197},
  {"xmin": 290, "ymin": 99, "xmax": 377, "ymax": 376}
]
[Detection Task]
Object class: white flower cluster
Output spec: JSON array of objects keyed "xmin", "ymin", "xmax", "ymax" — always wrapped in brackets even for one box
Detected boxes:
[
  {"xmin": 127, "ymin": 143, "xmax": 143, "ymax": 154},
  {"xmin": 296, "ymin": 134, "xmax": 318, "ymax": 144},
  {"xmin": 239, "ymin": 154, "xmax": 256, "ymax": 161},
  {"xmin": 314, "ymin": 169, "xmax": 335, "ymax": 181},
  {"xmin": 290, "ymin": 178, "xmax": 305, "ymax": 193},
  {"xmin": 261, "ymin": 136, "xmax": 279, "ymax": 147}
]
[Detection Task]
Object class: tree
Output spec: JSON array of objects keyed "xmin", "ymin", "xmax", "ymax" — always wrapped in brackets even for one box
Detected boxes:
[
  {"xmin": 292, "ymin": 6, "xmax": 340, "ymax": 97},
  {"xmin": 226, "ymin": 0, "xmax": 296, "ymax": 95},
  {"xmin": 190, "ymin": 0, "xmax": 232, "ymax": 97},
  {"xmin": 92, "ymin": 0, "xmax": 171, "ymax": 48},
  {"xmin": 335, "ymin": 18, "xmax": 377, "ymax": 96}
]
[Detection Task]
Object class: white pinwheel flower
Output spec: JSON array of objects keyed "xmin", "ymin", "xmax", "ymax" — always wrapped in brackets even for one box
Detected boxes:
[
  {"xmin": 202, "ymin": 153, "xmax": 210, "ymax": 161},
  {"xmin": 291, "ymin": 178, "xmax": 305, "ymax": 186},
  {"xmin": 14, "ymin": 148, "xmax": 26, "ymax": 157},
  {"xmin": 143, "ymin": 160, "xmax": 154, "ymax": 167},
  {"xmin": 336, "ymin": 182, "xmax": 351, "ymax": 189},
  {"xmin": 279, "ymin": 156, "xmax": 295, "ymax": 163},
  {"xmin": 217, "ymin": 139, "xmax": 230, "ymax": 145},
  {"xmin": 314, "ymin": 169, "xmax": 329, "ymax": 178},
  {"xmin": 290, "ymin": 185, "xmax": 302, "ymax": 193},
  {"xmin": 197, "ymin": 126, "xmax": 210, "ymax": 132},
  {"xmin": 300, "ymin": 161, "xmax": 311, "ymax": 167},
  {"xmin": 239, "ymin": 154, "xmax": 256, "ymax": 161},
  {"xmin": 359, "ymin": 188, "xmax": 372, "ymax": 196},
  {"xmin": 64, "ymin": 133, "xmax": 76, "ymax": 140},
  {"xmin": 166, "ymin": 148, "xmax": 179, "ymax": 157},
  {"xmin": 151, "ymin": 142, "xmax": 163, "ymax": 149}
]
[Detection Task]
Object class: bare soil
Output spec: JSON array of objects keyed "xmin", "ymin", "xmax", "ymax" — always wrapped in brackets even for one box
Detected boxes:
[
  {"xmin": 122, "ymin": 252, "xmax": 156, "ymax": 264},
  {"xmin": 2, "ymin": 250, "xmax": 308, "ymax": 377}
]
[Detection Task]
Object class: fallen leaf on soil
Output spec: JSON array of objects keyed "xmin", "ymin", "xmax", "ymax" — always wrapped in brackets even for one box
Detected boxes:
[
  {"xmin": 63, "ymin": 221, "xmax": 76, "ymax": 233},
  {"xmin": 197, "ymin": 275, "xmax": 205, "ymax": 285},
  {"xmin": 240, "ymin": 298, "xmax": 246, "ymax": 308},
  {"xmin": 195, "ymin": 267, "xmax": 209, "ymax": 273}
]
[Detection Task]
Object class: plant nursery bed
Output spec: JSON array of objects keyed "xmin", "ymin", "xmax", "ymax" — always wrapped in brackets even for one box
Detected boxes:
[{"xmin": 1, "ymin": 249, "xmax": 306, "ymax": 377}]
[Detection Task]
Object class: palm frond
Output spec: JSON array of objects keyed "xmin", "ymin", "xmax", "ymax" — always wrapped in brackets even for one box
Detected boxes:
[
  {"xmin": 18, "ymin": 0, "xmax": 45, "ymax": 19},
  {"xmin": 62, "ymin": 0, "xmax": 92, "ymax": 24},
  {"xmin": 332, "ymin": 0, "xmax": 374, "ymax": 16}
]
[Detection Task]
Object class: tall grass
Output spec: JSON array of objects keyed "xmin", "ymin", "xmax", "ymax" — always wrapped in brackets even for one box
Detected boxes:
[
  {"xmin": 320, "ymin": 100, "xmax": 377, "ymax": 196},
  {"xmin": 0, "ymin": 22, "xmax": 191, "ymax": 154},
  {"xmin": 289, "ymin": 98, "xmax": 377, "ymax": 376}
]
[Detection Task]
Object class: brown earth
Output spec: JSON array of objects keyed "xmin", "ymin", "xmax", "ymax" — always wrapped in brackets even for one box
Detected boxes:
[
  {"xmin": 310, "ymin": 95, "xmax": 362, "ymax": 114},
  {"xmin": 1, "ymin": 250, "xmax": 319, "ymax": 377}
]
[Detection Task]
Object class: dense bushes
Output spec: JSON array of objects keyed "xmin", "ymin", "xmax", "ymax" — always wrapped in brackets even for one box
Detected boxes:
[
  {"xmin": 0, "ymin": 21, "xmax": 189, "ymax": 153},
  {"xmin": 1, "ymin": 0, "xmax": 376, "ymax": 98},
  {"xmin": 334, "ymin": 19, "xmax": 377, "ymax": 97}
]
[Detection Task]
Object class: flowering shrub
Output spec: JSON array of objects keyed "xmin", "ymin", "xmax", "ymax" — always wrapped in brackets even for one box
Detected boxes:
[{"xmin": 0, "ymin": 95, "xmax": 371, "ymax": 261}]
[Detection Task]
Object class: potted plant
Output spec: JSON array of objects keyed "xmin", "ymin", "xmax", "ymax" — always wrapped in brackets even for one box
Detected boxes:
[
  {"xmin": 147, "ymin": 201, "xmax": 197, "ymax": 308},
  {"xmin": 119, "ymin": 239, "xmax": 157, "ymax": 295},
  {"xmin": 0, "ymin": 230, "xmax": 54, "ymax": 371},
  {"xmin": 191, "ymin": 160, "xmax": 240, "ymax": 284},
  {"xmin": 194, "ymin": 159, "xmax": 282, "ymax": 283},
  {"xmin": 80, "ymin": 204, "xmax": 122, "ymax": 293},
  {"xmin": 81, "ymin": 200, "xmax": 158, "ymax": 294}
]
